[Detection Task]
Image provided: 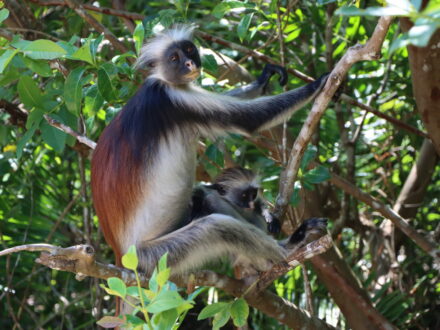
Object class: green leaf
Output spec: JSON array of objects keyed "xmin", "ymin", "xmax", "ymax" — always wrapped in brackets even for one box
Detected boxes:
[
  {"xmin": 152, "ymin": 309, "xmax": 178, "ymax": 329},
  {"xmin": 0, "ymin": 69, "xmax": 20, "ymax": 86},
  {"xmin": 11, "ymin": 38, "xmax": 31, "ymax": 50},
  {"xmin": 149, "ymin": 269, "xmax": 159, "ymax": 293},
  {"xmin": 0, "ymin": 8, "xmax": 9, "ymax": 24},
  {"xmin": 300, "ymin": 145, "xmax": 317, "ymax": 170},
  {"xmin": 133, "ymin": 22, "xmax": 145, "ymax": 56},
  {"xmin": 16, "ymin": 121, "xmax": 39, "ymax": 159},
  {"xmin": 121, "ymin": 245, "xmax": 138, "ymax": 270},
  {"xmin": 96, "ymin": 316, "xmax": 125, "ymax": 328},
  {"xmin": 107, "ymin": 277, "xmax": 127, "ymax": 299},
  {"xmin": 389, "ymin": 34, "xmax": 411, "ymax": 54},
  {"xmin": 198, "ymin": 302, "xmax": 229, "ymax": 320},
  {"xmin": 84, "ymin": 85, "xmax": 104, "ymax": 116},
  {"xmin": 408, "ymin": 24, "xmax": 438, "ymax": 47},
  {"xmin": 289, "ymin": 182, "xmax": 301, "ymax": 206},
  {"xmin": 230, "ymin": 298, "xmax": 249, "ymax": 327},
  {"xmin": 64, "ymin": 67, "xmax": 86, "ymax": 115},
  {"xmin": 70, "ymin": 42, "xmax": 94, "ymax": 65},
  {"xmin": 125, "ymin": 314, "xmax": 145, "ymax": 326},
  {"xmin": 303, "ymin": 165, "xmax": 330, "ymax": 184},
  {"xmin": 98, "ymin": 67, "xmax": 116, "ymax": 101},
  {"xmin": 147, "ymin": 291, "xmax": 185, "ymax": 313},
  {"xmin": 17, "ymin": 76, "xmax": 44, "ymax": 109},
  {"xmin": 23, "ymin": 40, "xmax": 67, "ymax": 60},
  {"xmin": 41, "ymin": 118, "xmax": 67, "ymax": 153},
  {"xmin": 156, "ymin": 268, "xmax": 171, "ymax": 287},
  {"xmin": 158, "ymin": 252, "xmax": 168, "ymax": 272},
  {"xmin": 22, "ymin": 57, "xmax": 52, "ymax": 77},
  {"xmin": 126, "ymin": 286, "xmax": 140, "ymax": 298},
  {"xmin": 90, "ymin": 34, "xmax": 104, "ymax": 63},
  {"xmin": 188, "ymin": 287, "xmax": 206, "ymax": 301},
  {"xmin": 285, "ymin": 29, "xmax": 301, "ymax": 42},
  {"xmin": 202, "ymin": 54, "xmax": 218, "ymax": 74},
  {"xmin": 26, "ymin": 108, "xmax": 44, "ymax": 130},
  {"xmin": 176, "ymin": 301, "xmax": 195, "ymax": 314},
  {"xmin": 0, "ymin": 49, "xmax": 18, "ymax": 74},
  {"xmin": 237, "ymin": 13, "xmax": 254, "ymax": 41},
  {"xmin": 205, "ymin": 144, "xmax": 224, "ymax": 167},
  {"xmin": 58, "ymin": 106, "xmax": 78, "ymax": 146},
  {"xmin": 213, "ymin": 306, "xmax": 231, "ymax": 330},
  {"xmin": 212, "ymin": 3, "xmax": 230, "ymax": 19}
]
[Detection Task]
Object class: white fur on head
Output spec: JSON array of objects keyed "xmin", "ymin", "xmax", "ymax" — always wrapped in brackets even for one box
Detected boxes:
[{"xmin": 135, "ymin": 24, "xmax": 196, "ymax": 70}]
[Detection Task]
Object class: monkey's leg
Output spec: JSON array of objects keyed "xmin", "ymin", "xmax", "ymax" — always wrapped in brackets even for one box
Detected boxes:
[{"xmin": 137, "ymin": 214, "xmax": 286, "ymax": 276}]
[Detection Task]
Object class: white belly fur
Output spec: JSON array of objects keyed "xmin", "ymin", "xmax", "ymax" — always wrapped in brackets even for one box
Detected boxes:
[{"xmin": 120, "ymin": 133, "xmax": 197, "ymax": 253}]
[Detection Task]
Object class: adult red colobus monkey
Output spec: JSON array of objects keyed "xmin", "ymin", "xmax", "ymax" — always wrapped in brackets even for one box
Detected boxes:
[{"xmin": 91, "ymin": 26, "xmax": 329, "ymax": 275}]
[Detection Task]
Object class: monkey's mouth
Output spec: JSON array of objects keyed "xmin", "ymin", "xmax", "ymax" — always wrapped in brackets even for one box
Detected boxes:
[{"xmin": 183, "ymin": 68, "xmax": 201, "ymax": 81}]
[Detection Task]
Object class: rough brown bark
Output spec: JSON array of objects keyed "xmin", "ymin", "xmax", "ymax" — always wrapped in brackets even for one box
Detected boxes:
[
  {"xmin": 400, "ymin": 16, "xmax": 440, "ymax": 155},
  {"xmin": 299, "ymin": 191, "xmax": 393, "ymax": 330}
]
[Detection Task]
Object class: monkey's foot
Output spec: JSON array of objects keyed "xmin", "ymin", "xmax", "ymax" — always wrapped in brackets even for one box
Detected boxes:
[{"xmin": 287, "ymin": 218, "xmax": 328, "ymax": 250}]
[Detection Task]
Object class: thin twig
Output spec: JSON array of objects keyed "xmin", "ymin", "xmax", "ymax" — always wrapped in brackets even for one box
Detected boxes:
[
  {"xmin": 5, "ymin": 27, "xmax": 61, "ymax": 41},
  {"xmin": 302, "ymin": 265, "xmax": 315, "ymax": 316},
  {"xmin": 27, "ymin": 0, "xmax": 144, "ymax": 21},
  {"xmin": 326, "ymin": 167, "xmax": 440, "ymax": 260},
  {"xmin": 44, "ymin": 115, "xmax": 96, "ymax": 149},
  {"xmin": 340, "ymin": 94, "xmax": 429, "ymax": 139}
]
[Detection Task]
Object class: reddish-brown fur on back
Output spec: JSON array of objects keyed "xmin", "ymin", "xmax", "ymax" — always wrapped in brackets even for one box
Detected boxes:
[{"xmin": 91, "ymin": 114, "xmax": 143, "ymax": 264}]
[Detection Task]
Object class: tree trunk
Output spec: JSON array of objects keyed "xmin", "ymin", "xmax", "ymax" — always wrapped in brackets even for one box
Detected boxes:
[{"xmin": 400, "ymin": 16, "xmax": 440, "ymax": 155}]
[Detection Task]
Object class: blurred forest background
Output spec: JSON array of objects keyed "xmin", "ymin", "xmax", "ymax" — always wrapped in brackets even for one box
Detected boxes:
[{"xmin": 0, "ymin": 0, "xmax": 439, "ymax": 329}]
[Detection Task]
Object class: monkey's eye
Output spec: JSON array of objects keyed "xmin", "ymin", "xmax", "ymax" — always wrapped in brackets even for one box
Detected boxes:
[{"xmin": 170, "ymin": 54, "xmax": 179, "ymax": 62}]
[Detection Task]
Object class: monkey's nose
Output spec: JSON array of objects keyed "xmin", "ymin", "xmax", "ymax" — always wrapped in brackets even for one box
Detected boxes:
[{"xmin": 185, "ymin": 60, "xmax": 195, "ymax": 70}]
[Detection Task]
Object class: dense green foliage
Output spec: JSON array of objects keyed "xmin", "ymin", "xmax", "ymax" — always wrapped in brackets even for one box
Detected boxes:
[{"xmin": 0, "ymin": 0, "xmax": 439, "ymax": 329}]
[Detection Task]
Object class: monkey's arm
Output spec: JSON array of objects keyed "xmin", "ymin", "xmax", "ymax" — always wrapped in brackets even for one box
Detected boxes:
[
  {"xmin": 181, "ymin": 72, "xmax": 329, "ymax": 136},
  {"xmin": 224, "ymin": 64, "xmax": 288, "ymax": 99}
]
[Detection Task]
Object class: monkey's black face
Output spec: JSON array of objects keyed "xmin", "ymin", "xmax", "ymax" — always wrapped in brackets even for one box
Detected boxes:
[
  {"xmin": 235, "ymin": 186, "xmax": 258, "ymax": 209},
  {"xmin": 162, "ymin": 40, "xmax": 201, "ymax": 85}
]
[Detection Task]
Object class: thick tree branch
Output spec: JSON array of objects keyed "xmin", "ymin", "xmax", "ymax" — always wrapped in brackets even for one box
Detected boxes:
[
  {"xmin": 273, "ymin": 16, "xmax": 394, "ymax": 220},
  {"xmin": 0, "ymin": 238, "xmax": 333, "ymax": 330},
  {"xmin": 258, "ymin": 235, "xmax": 332, "ymax": 290}
]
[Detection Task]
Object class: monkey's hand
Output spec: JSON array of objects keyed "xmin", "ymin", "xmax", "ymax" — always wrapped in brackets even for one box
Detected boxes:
[
  {"xmin": 266, "ymin": 213, "xmax": 281, "ymax": 235},
  {"xmin": 286, "ymin": 217, "xmax": 328, "ymax": 249},
  {"xmin": 257, "ymin": 64, "xmax": 288, "ymax": 93}
]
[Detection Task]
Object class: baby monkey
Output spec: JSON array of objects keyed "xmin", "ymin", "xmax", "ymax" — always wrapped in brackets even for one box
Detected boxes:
[
  {"xmin": 190, "ymin": 167, "xmax": 281, "ymax": 235},
  {"xmin": 190, "ymin": 167, "xmax": 327, "ymax": 244},
  {"xmin": 190, "ymin": 167, "xmax": 327, "ymax": 276}
]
